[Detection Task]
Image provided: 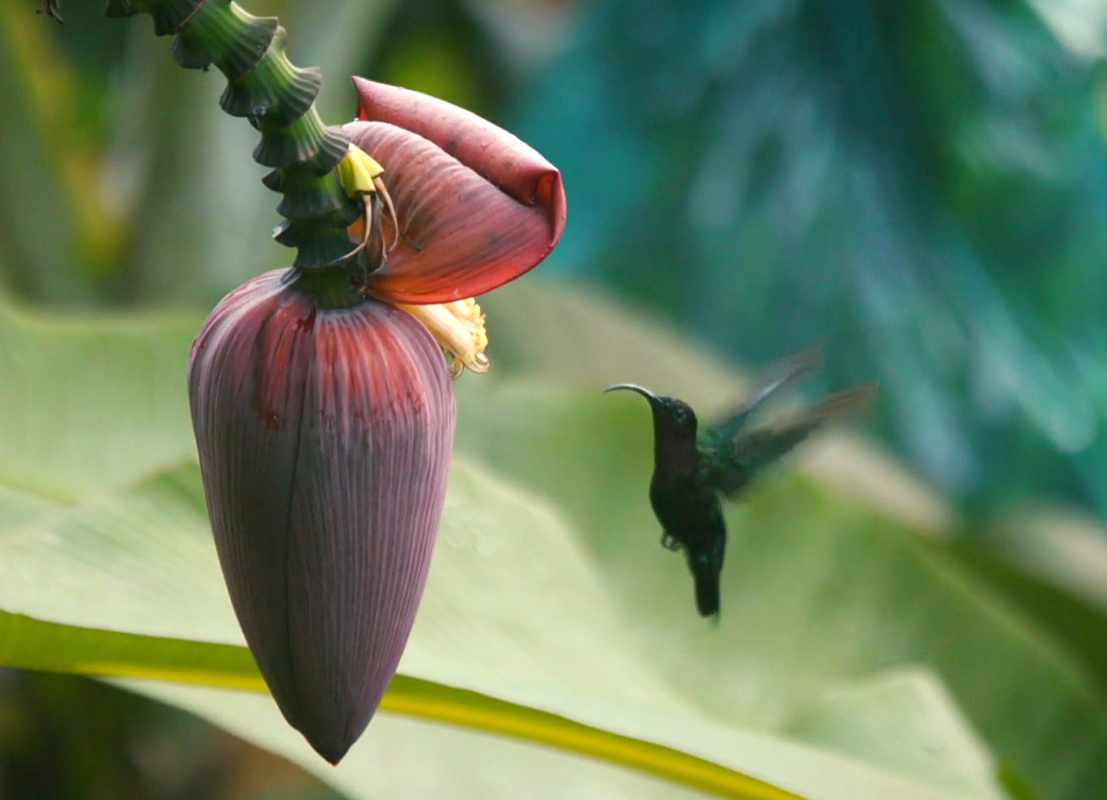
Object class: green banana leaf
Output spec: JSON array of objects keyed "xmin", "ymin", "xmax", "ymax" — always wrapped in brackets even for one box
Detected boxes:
[{"xmin": 4, "ymin": 280, "xmax": 1107, "ymax": 799}]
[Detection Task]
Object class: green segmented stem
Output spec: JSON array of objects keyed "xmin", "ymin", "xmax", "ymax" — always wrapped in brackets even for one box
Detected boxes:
[{"xmin": 104, "ymin": 0, "xmax": 358, "ymax": 270}]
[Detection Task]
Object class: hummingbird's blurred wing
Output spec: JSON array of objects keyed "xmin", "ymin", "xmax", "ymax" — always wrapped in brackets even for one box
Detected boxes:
[
  {"xmin": 703, "ymin": 383, "xmax": 878, "ymax": 498},
  {"xmin": 702, "ymin": 346, "xmax": 823, "ymax": 448}
]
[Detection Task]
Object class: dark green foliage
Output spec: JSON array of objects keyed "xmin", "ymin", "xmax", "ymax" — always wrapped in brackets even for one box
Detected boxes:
[
  {"xmin": 0, "ymin": 670, "xmax": 347, "ymax": 800},
  {"xmin": 516, "ymin": 0, "xmax": 1107, "ymax": 515}
]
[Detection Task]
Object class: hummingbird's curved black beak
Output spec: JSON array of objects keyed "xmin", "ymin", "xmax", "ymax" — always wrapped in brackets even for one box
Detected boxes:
[{"xmin": 604, "ymin": 383, "xmax": 661, "ymax": 406}]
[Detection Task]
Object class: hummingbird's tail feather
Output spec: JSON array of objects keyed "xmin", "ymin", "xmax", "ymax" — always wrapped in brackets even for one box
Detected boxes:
[{"xmin": 692, "ymin": 567, "xmax": 721, "ymax": 618}]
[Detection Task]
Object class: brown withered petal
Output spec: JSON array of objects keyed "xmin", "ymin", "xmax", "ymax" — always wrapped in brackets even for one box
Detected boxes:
[
  {"xmin": 188, "ymin": 269, "xmax": 455, "ymax": 763},
  {"xmin": 345, "ymin": 78, "xmax": 566, "ymax": 305}
]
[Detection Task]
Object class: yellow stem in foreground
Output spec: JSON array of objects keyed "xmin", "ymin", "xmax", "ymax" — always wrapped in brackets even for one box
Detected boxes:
[
  {"xmin": 0, "ymin": 610, "xmax": 800, "ymax": 800},
  {"xmin": 384, "ymin": 677, "xmax": 800, "ymax": 800}
]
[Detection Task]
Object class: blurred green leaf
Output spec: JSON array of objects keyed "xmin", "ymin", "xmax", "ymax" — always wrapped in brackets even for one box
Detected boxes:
[
  {"xmin": 475, "ymin": 282, "xmax": 1107, "ymax": 800},
  {"xmin": 448, "ymin": 375, "xmax": 1107, "ymax": 800},
  {"xmin": 0, "ymin": 302, "xmax": 196, "ymax": 499},
  {"xmin": 0, "ymin": 456, "xmax": 941, "ymax": 800},
  {"xmin": 952, "ymin": 508, "xmax": 1107, "ymax": 696},
  {"xmin": 0, "ymin": 5, "xmax": 92, "ymax": 299},
  {"xmin": 4, "ymin": 283, "xmax": 1107, "ymax": 799},
  {"xmin": 783, "ymin": 668, "xmax": 1006, "ymax": 799},
  {"xmin": 0, "ymin": 289, "xmax": 1022, "ymax": 800}
]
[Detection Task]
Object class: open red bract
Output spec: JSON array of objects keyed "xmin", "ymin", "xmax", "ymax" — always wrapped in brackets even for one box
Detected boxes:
[{"xmin": 345, "ymin": 78, "xmax": 567, "ymax": 305}]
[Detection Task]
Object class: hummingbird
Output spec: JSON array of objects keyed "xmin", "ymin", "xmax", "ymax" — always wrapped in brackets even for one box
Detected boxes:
[{"xmin": 605, "ymin": 350, "xmax": 876, "ymax": 619}]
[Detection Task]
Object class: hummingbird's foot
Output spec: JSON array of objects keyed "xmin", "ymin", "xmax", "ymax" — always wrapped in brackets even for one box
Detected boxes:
[{"xmin": 661, "ymin": 533, "xmax": 681, "ymax": 551}]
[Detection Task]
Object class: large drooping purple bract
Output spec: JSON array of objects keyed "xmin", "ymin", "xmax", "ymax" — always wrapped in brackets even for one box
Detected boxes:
[
  {"xmin": 187, "ymin": 77, "xmax": 565, "ymax": 763},
  {"xmin": 188, "ymin": 269, "xmax": 455, "ymax": 763}
]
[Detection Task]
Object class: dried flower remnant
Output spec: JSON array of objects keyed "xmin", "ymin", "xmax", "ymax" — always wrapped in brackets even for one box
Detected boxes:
[{"xmin": 37, "ymin": 0, "xmax": 63, "ymax": 23}]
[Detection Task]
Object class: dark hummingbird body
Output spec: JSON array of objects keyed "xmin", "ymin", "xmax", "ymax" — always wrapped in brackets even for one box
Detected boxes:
[{"xmin": 606, "ymin": 350, "xmax": 876, "ymax": 619}]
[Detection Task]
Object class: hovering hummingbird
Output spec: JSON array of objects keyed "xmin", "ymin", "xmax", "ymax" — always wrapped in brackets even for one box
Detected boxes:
[{"xmin": 605, "ymin": 350, "xmax": 876, "ymax": 619}]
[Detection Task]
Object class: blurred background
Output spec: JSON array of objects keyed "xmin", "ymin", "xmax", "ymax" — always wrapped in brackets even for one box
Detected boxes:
[
  {"xmin": 2, "ymin": 0, "xmax": 1107, "ymax": 797},
  {"xmin": 7, "ymin": 0, "xmax": 1107, "ymax": 517}
]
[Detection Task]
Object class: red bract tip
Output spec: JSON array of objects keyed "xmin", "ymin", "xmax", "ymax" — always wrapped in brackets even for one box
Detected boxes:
[
  {"xmin": 188, "ymin": 270, "xmax": 455, "ymax": 763},
  {"xmin": 346, "ymin": 78, "xmax": 567, "ymax": 305}
]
